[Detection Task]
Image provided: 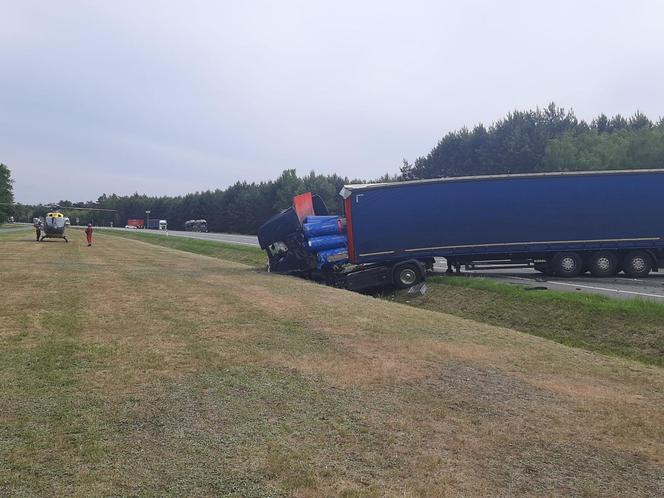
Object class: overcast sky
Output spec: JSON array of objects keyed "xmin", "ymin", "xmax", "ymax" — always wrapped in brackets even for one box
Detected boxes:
[{"xmin": 2, "ymin": 0, "xmax": 663, "ymax": 203}]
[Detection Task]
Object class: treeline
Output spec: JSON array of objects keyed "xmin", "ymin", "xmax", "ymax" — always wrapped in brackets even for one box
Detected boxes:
[
  {"xmin": 402, "ymin": 103, "xmax": 664, "ymax": 179},
  {"xmin": 49, "ymin": 170, "xmax": 375, "ymax": 234},
  {"xmin": 0, "ymin": 164, "xmax": 14, "ymax": 222},
  {"xmin": 8, "ymin": 169, "xmax": 394, "ymax": 233}
]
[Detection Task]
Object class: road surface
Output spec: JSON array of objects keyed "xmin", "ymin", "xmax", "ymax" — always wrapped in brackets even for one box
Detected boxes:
[
  {"xmin": 0, "ymin": 225, "xmax": 32, "ymax": 232},
  {"xmin": 107, "ymin": 227, "xmax": 260, "ymax": 246},
  {"xmin": 107, "ymin": 227, "xmax": 664, "ymax": 302},
  {"xmin": 436, "ymin": 264, "xmax": 664, "ymax": 302}
]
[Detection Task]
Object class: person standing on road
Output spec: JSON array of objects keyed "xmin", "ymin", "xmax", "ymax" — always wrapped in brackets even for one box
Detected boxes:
[{"xmin": 85, "ymin": 223, "xmax": 94, "ymax": 246}]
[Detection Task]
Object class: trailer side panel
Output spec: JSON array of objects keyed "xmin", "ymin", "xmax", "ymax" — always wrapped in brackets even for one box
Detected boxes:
[{"xmin": 346, "ymin": 171, "xmax": 664, "ymax": 264}]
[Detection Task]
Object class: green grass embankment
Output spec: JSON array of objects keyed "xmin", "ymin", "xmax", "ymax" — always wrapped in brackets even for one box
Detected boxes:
[
  {"xmin": 390, "ymin": 275, "xmax": 664, "ymax": 367},
  {"xmin": 96, "ymin": 228, "xmax": 266, "ymax": 267}
]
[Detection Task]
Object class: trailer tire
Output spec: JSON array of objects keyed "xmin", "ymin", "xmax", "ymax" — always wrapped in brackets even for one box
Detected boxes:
[
  {"xmin": 552, "ymin": 252, "xmax": 583, "ymax": 277},
  {"xmin": 393, "ymin": 263, "xmax": 422, "ymax": 289},
  {"xmin": 623, "ymin": 251, "xmax": 652, "ymax": 278},
  {"xmin": 588, "ymin": 251, "xmax": 618, "ymax": 277}
]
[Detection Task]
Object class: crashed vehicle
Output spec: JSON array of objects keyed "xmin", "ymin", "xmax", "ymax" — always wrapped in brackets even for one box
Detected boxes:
[
  {"xmin": 259, "ymin": 170, "xmax": 664, "ymax": 290},
  {"xmin": 257, "ymin": 191, "xmax": 431, "ymax": 291}
]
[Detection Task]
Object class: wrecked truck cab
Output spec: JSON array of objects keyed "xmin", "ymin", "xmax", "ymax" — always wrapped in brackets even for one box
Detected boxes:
[
  {"xmin": 258, "ymin": 192, "xmax": 427, "ymax": 291},
  {"xmin": 257, "ymin": 193, "xmax": 330, "ymax": 275}
]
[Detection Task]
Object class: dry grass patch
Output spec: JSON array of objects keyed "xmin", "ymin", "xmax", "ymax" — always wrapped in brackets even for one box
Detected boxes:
[{"xmin": 1, "ymin": 230, "xmax": 663, "ymax": 496}]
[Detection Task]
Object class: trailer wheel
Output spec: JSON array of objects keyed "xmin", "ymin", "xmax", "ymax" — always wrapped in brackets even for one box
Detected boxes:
[
  {"xmin": 393, "ymin": 263, "xmax": 422, "ymax": 289},
  {"xmin": 588, "ymin": 251, "xmax": 618, "ymax": 277},
  {"xmin": 623, "ymin": 251, "xmax": 652, "ymax": 278},
  {"xmin": 552, "ymin": 252, "xmax": 583, "ymax": 277}
]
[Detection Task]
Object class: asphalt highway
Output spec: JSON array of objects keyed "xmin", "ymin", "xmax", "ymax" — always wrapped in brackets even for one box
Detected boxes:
[
  {"xmin": 435, "ymin": 263, "xmax": 664, "ymax": 302},
  {"xmin": 159, "ymin": 229, "xmax": 260, "ymax": 247},
  {"xmin": 106, "ymin": 227, "xmax": 260, "ymax": 246},
  {"xmin": 107, "ymin": 227, "xmax": 664, "ymax": 302}
]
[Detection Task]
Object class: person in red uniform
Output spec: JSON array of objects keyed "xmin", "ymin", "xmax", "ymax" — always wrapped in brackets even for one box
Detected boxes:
[{"xmin": 85, "ymin": 223, "xmax": 93, "ymax": 246}]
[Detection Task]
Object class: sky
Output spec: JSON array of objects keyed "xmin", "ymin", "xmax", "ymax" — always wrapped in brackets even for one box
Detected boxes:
[{"xmin": 2, "ymin": 0, "xmax": 663, "ymax": 204}]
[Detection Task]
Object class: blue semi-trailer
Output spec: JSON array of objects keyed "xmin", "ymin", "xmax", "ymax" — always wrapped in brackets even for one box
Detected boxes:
[
  {"xmin": 146, "ymin": 219, "xmax": 168, "ymax": 230},
  {"xmin": 258, "ymin": 170, "xmax": 664, "ymax": 291}
]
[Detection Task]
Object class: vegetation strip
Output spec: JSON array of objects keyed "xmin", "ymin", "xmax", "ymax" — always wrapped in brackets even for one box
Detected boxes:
[
  {"xmin": 98, "ymin": 229, "xmax": 664, "ymax": 367},
  {"xmin": 96, "ymin": 228, "xmax": 266, "ymax": 267},
  {"xmin": 390, "ymin": 276, "xmax": 664, "ymax": 367}
]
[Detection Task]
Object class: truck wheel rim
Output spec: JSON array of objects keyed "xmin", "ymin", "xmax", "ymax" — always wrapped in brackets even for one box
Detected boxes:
[
  {"xmin": 561, "ymin": 257, "xmax": 576, "ymax": 272},
  {"xmin": 632, "ymin": 257, "xmax": 646, "ymax": 272},
  {"xmin": 597, "ymin": 257, "xmax": 611, "ymax": 271},
  {"xmin": 400, "ymin": 269, "xmax": 417, "ymax": 285}
]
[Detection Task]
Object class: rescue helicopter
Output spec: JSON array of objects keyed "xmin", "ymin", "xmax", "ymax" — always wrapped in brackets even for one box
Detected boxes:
[
  {"xmin": 41, "ymin": 210, "xmax": 69, "ymax": 242},
  {"xmin": 1, "ymin": 202, "xmax": 117, "ymax": 242},
  {"xmin": 40, "ymin": 204, "xmax": 117, "ymax": 242}
]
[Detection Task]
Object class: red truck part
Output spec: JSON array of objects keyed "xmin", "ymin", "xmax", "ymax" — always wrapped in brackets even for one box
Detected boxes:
[{"xmin": 127, "ymin": 219, "xmax": 144, "ymax": 229}]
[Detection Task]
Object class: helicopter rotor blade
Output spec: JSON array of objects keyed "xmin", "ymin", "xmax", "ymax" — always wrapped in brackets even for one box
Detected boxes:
[
  {"xmin": 54, "ymin": 206, "xmax": 118, "ymax": 212},
  {"xmin": 42, "ymin": 204, "xmax": 117, "ymax": 212}
]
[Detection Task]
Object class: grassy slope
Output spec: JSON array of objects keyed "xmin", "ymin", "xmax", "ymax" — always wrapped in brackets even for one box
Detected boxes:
[
  {"xmin": 390, "ymin": 276, "xmax": 664, "ymax": 367},
  {"xmin": 97, "ymin": 228, "xmax": 664, "ymax": 367},
  {"xmin": 1, "ymin": 230, "xmax": 663, "ymax": 496}
]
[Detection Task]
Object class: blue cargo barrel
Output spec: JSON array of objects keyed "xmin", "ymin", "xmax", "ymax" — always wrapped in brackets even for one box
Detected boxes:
[
  {"xmin": 306, "ymin": 234, "xmax": 347, "ymax": 252},
  {"xmin": 303, "ymin": 218, "xmax": 346, "ymax": 237},
  {"xmin": 304, "ymin": 215, "xmax": 338, "ymax": 223},
  {"xmin": 317, "ymin": 247, "xmax": 349, "ymax": 269}
]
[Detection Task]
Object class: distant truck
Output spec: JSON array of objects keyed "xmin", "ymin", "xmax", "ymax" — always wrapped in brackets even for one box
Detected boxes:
[
  {"xmin": 127, "ymin": 219, "xmax": 144, "ymax": 229},
  {"xmin": 184, "ymin": 219, "xmax": 208, "ymax": 232},
  {"xmin": 258, "ymin": 170, "xmax": 664, "ymax": 291},
  {"xmin": 147, "ymin": 219, "xmax": 167, "ymax": 230}
]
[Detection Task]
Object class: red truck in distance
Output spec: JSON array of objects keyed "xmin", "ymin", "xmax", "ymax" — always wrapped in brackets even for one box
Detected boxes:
[{"xmin": 126, "ymin": 219, "xmax": 144, "ymax": 229}]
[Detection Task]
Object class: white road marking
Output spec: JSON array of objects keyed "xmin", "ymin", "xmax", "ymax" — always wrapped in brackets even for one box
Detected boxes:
[
  {"xmin": 547, "ymin": 281, "xmax": 664, "ymax": 299},
  {"xmin": 472, "ymin": 273, "xmax": 664, "ymax": 297},
  {"xmin": 501, "ymin": 275, "xmax": 664, "ymax": 299}
]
